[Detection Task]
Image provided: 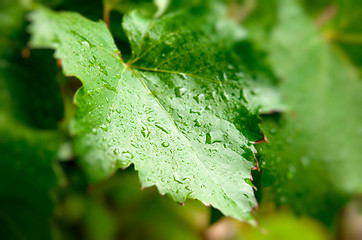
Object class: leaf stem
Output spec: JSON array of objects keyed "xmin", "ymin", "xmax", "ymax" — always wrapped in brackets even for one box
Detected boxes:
[
  {"xmin": 315, "ymin": 4, "xmax": 337, "ymax": 28},
  {"xmin": 103, "ymin": 3, "xmax": 111, "ymax": 29}
]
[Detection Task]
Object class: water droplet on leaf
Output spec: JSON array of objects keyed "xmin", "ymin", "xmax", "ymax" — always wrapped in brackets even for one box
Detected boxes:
[
  {"xmin": 113, "ymin": 148, "xmax": 120, "ymax": 155},
  {"xmin": 147, "ymin": 117, "xmax": 155, "ymax": 122},
  {"xmin": 175, "ymin": 87, "xmax": 187, "ymax": 98},
  {"xmin": 193, "ymin": 94, "xmax": 205, "ymax": 103},
  {"xmin": 81, "ymin": 41, "xmax": 90, "ymax": 48},
  {"xmin": 122, "ymin": 151, "xmax": 133, "ymax": 160},
  {"xmin": 100, "ymin": 124, "xmax": 108, "ymax": 131},
  {"xmin": 194, "ymin": 119, "xmax": 202, "ymax": 127},
  {"xmin": 155, "ymin": 123, "xmax": 169, "ymax": 134},
  {"xmin": 106, "ymin": 115, "xmax": 111, "ymax": 123},
  {"xmin": 141, "ymin": 128, "xmax": 150, "ymax": 138},
  {"xmin": 206, "ymin": 130, "xmax": 223, "ymax": 144}
]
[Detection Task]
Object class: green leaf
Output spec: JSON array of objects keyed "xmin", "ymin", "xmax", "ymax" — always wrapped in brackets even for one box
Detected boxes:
[
  {"xmin": 300, "ymin": 0, "xmax": 362, "ymax": 74},
  {"xmin": 0, "ymin": 71, "xmax": 61, "ymax": 239},
  {"xmin": 88, "ymin": 171, "xmax": 208, "ymax": 240},
  {"xmin": 58, "ymin": 169, "xmax": 209, "ymax": 240},
  {"xmin": 331, "ymin": 0, "xmax": 362, "ymax": 74},
  {"xmin": 255, "ymin": 0, "xmax": 361, "ymax": 223},
  {"xmin": 242, "ymin": 210, "xmax": 330, "ymax": 240},
  {"xmin": 154, "ymin": 0, "xmax": 170, "ymax": 17},
  {"xmin": 28, "ymin": 6, "xmax": 276, "ymax": 221},
  {"xmin": 0, "ymin": 2, "xmax": 64, "ymax": 237},
  {"xmin": 102, "ymin": 0, "xmax": 168, "ymax": 17},
  {"xmin": 0, "ymin": 117, "xmax": 60, "ymax": 240}
]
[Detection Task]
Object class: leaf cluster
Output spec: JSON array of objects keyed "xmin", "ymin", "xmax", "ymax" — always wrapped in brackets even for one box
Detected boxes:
[{"xmin": 1, "ymin": 0, "xmax": 361, "ymax": 239}]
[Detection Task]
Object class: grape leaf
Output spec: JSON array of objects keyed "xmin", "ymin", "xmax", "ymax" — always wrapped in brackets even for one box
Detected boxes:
[
  {"xmin": 29, "ymin": 7, "xmax": 276, "ymax": 221},
  {"xmin": 254, "ymin": 0, "xmax": 362, "ymax": 223}
]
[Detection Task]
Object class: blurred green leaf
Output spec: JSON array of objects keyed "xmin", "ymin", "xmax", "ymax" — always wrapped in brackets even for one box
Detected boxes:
[
  {"xmin": 0, "ymin": 77, "xmax": 61, "ymax": 239},
  {"xmin": 0, "ymin": 118, "xmax": 60, "ymax": 240},
  {"xmin": 103, "ymin": 0, "xmax": 156, "ymax": 21},
  {"xmin": 0, "ymin": 2, "xmax": 63, "ymax": 238},
  {"xmin": 331, "ymin": 0, "xmax": 362, "ymax": 74},
  {"xmin": 243, "ymin": 211, "xmax": 331, "ymax": 240},
  {"xmin": 57, "ymin": 169, "xmax": 209, "ymax": 240},
  {"xmin": 296, "ymin": 0, "xmax": 362, "ymax": 74},
  {"xmin": 255, "ymin": 0, "xmax": 361, "ymax": 225}
]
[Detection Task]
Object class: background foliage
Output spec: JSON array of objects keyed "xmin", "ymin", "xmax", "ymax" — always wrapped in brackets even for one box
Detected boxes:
[{"xmin": 0, "ymin": 0, "xmax": 361, "ymax": 239}]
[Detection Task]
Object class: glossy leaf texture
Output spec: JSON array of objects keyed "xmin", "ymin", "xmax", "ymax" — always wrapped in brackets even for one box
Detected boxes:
[
  {"xmin": 28, "ymin": 7, "xmax": 280, "ymax": 220},
  {"xmin": 254, "ymin": 0, "xmax": 362, "ymax": 224}
]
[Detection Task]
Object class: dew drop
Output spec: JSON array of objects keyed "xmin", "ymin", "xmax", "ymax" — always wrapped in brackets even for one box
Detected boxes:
[
  {"xmin": 122, "ymin": 151, "xmax": 134, "ymax": 160},
  {"xmin": 221, "ymin": 91, "xmax": 230, "ymax": 102},
  {"xmin": 92, "ymin": 128, "xmax": 97, "ymax": 135},
  {"xmin": 147, "ymin": 117, "xmax": 155, "ymax": 122},
  {"xmin": 193, "ymin": 94, "xmax": 205, "ymax": 104},
  {"xmin": 124, "ymin": 105, "xmax": 132, "ymax": 112},
  {"xmin": 190, "ymin": 108, "xmax": 202, "ymax": 115},
  {"xmin": 223, "ymin": 72, "xmax": 228, "ymax": 81},
  {"xmin": 173, "ymin": 173, "xmax": 191, "ymax": 184},
  {"xmin": 113, "ymin": 148, "xmax": 120, "ymax": 155},
  {"xmin": 141, "ymin": 128, "xmax": 150, "ymax": 138},
  {"xmin": 130, "ymin": 139, "xmax": 138, "ymax": 148},
  {"xmin": 100, "ymin": 124, "xmax": 108, "ymax": 131},
  {"xmin": 161, "ymin": 142, "xmax": 169, "ymax": 148},
  {"xmin": 81, "ymin": 41, "xmax": 90, "ymax": 48},
  {"xmin": 155, "ymin": 123, "xmax": 169, "ymax": 134},
  {"xmin": 106, "ymin": 115, "xmax": 111, "ymax": 123},
  {"xmin": 102, "ymin": 80, "xmax": 115, "ymax": 92},
  {"xmin": 144, "ymin": 106, "xmax": 153, "ymax": 114},
  {"xmin": 180, "ymin": 73, "xmax": 187, "ymax": 79},
  {"xmin": 194, "ymin": 119, "xmax": 202, "ymax": 127},
  {"xmin": 175, "ymin": 87, "xmax": 187, "ymax": 98},
  {"xmin": 206, "ymin": 130, "xmax": 223, "ymax": 144}
]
